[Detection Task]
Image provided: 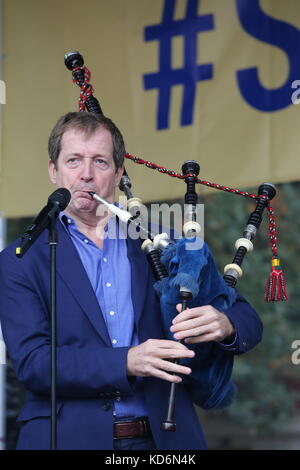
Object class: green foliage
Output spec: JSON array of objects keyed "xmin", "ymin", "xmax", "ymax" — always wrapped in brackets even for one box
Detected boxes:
[{"xmin": 201, "ymin": 182, "xmax": 300, "ymax": 435}]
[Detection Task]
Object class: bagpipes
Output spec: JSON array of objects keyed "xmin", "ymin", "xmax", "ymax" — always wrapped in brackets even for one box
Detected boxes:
[{"xmin": 64, "ymin": 51, "xmax": 288, "ymax": 432}]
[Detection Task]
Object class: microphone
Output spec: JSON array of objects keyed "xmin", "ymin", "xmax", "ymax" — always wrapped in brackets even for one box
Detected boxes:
[{"xmin": 16, "ymin": 188, "xmax": 71, "ymax": 258}]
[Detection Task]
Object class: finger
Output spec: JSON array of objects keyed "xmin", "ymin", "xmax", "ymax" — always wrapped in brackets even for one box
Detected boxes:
[
  {"xmin": 150, "ymin": 368, "xmax": 183, "ymax": 383},
  {"xmin": 145, "ymin": 362, "xmax": 184, "ymax": 383},
  {"xmin": 184, "ymin": 332, "xmax": 218, "ymax": 344},
  {"xmin": 154, "ymin": 347, "xmax": 195, "ymax": 360},
  {"xmin": 148, "ymin": 339, "xmax": 193, "ymax": 351},
  {"xmin": 153, "ymin": 358, "xmax": 192, "ymax": 376},
  {"xmin": 172, "ymin": 306, "xmax": 212, "ymax": 324},
  {"xmin": 170, "ymin": 316, "xmax": 215, "ymax": 334},
  {"xmin": 172, "ymin": 322, "xmax": 219, "ymax": 340}
]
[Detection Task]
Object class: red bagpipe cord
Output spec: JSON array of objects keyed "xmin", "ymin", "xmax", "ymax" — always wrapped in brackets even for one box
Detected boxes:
[{"xmin": 124, "ymin": 153, "xmax": 288, "ymax": 302}]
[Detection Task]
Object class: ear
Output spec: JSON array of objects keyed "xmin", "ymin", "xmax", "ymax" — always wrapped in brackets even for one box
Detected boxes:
[
  {"xmin": 48, "ymin": 160, "xmax": 57, "ymax": 184},
  {"xmin": 115, "ymin": 165, "xmax": 124, "ymax": 187}
]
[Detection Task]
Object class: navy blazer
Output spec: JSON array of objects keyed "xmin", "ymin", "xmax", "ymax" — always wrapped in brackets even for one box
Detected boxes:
[{"xmin": 0, "ymin": 221, "xmax": 262, "ymax": 450}]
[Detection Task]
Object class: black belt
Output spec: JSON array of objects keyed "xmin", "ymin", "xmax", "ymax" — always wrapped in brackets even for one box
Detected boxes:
[{"xmin": 113, "ymin": 417, "xmax": 152, "ymax": 439}]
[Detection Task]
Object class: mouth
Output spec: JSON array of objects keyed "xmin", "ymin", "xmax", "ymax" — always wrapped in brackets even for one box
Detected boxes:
[{"xmin": 74, "ymin": 190, "xmax": 95, "ymax": 200}]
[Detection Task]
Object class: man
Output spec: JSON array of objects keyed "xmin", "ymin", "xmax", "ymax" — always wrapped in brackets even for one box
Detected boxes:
[{"xmin": 0, "ymin": 112, "xmax": 262, "ymax": 450}]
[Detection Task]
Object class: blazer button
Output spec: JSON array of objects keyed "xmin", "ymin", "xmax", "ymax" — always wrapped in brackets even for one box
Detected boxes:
[{"xmin": 102, "ymin": 402, "xmax": 111, "ymax": 411}]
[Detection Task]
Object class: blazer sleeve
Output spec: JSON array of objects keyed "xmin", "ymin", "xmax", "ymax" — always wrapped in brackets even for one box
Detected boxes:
[
  {"xmin": 217, "ymin": 292, "xmax": 263, "ymax": 355},
  {"xmin": 0, "ymin": 249, "xmax": 134, "ymax": 399}
]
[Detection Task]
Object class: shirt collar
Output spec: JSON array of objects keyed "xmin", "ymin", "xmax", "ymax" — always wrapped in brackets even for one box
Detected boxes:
[{"xmin": 59, "ymin": 207, "xmax": 125, "ymax": 237}]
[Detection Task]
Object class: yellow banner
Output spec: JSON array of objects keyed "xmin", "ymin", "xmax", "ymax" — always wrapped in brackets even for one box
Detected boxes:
[{"xmin": 1, "ymin": 0, "xmax": 300, "ymax": 217}]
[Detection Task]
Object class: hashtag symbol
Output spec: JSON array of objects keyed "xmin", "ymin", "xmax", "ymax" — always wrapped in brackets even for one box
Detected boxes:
[{"xmin": 143, "ymin": 0, "xmax": 214, "ymax": 130}]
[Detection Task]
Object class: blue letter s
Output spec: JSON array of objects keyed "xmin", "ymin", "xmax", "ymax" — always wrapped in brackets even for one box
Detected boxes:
[{"xmin": 236, "ymin": 0, "xmax": 300, "ymax": 111}]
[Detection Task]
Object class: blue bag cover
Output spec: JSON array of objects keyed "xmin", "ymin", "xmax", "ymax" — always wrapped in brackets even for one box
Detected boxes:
[{"xmin": 154, "ymin": 238, "xmax": 237, "ymax": 409}]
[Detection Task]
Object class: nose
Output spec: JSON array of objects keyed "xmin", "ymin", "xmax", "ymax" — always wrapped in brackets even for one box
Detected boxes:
[{"xmin": 80, "ymin": 159, "xmax": 94, "ymax": 182}]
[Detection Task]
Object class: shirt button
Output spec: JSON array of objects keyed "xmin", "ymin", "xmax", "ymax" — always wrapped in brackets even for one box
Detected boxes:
[
  {"xmin": 109, "ymin": 311, "xmax": 115, "ymax": 316},
  {"xmin": 112, "ymin": 339, "xmax": 117, "ymax": 345},
  {"xmin": 67, "ymin": 218, "xmax": 72, "ymax": 224},
  {"xmin": 84, "ymin": 239, "xmax": 89, "ymax": 244},
  {"xmin": 103, "ymin": 258, "xmax": 107, "ymax": 262},
  {"xmin": 106, "ymin": 282, "xmax": 111, "ymax": 287}
]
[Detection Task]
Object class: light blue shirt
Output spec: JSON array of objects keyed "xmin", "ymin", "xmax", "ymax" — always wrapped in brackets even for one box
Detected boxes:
[{"xmin": 60, "ymin": 213, "xmax": 148, "ymax": 419}]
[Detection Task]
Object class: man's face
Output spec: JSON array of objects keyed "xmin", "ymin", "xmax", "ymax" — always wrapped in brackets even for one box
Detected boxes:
[{"xmin": 48, "ymin": 126, "xmax": 123, "ymax": 216}]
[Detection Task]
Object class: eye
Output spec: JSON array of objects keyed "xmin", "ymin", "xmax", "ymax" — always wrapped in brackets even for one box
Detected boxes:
[
  {"xmin": 66, "ymin": 157, "xmax": 80, "ymax": 167},
  {"xmin": 94, "ymin": 158, "xmax": 109, "ymax": 169}
]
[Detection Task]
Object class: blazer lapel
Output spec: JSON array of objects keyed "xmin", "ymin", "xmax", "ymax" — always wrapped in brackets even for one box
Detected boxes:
[
  {"xmin": 56, "ymin": 222, "xmax": 111, "ymax": 346},
  {"xmin": 127, "ymin": 236, "xmax": 150, "ymax": 326}
]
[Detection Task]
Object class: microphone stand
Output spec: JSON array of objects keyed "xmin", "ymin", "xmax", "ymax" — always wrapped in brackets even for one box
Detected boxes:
[
  {"xmin": 48, "ymin": 211, "xmax": 59, "ymax": 450},
  {"xmin": 15, "ymin": 188, "xmax": 71, "ymax": 450}
]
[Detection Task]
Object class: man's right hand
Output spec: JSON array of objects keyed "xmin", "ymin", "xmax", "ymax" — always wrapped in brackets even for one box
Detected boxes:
[{"xmin": 126, "ymin": 339, "xmax": 195, "ymax": 383}]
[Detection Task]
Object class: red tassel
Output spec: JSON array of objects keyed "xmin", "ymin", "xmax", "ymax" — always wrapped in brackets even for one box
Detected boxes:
[{"xmin": 265, "ymin": 257, "xmax": 288, "ymax": 301}]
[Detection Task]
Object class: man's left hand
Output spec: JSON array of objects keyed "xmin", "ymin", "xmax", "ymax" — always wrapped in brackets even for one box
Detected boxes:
[{"xmin": 169, "ymin": 304, "xmax": 235, "ymax": 344}]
